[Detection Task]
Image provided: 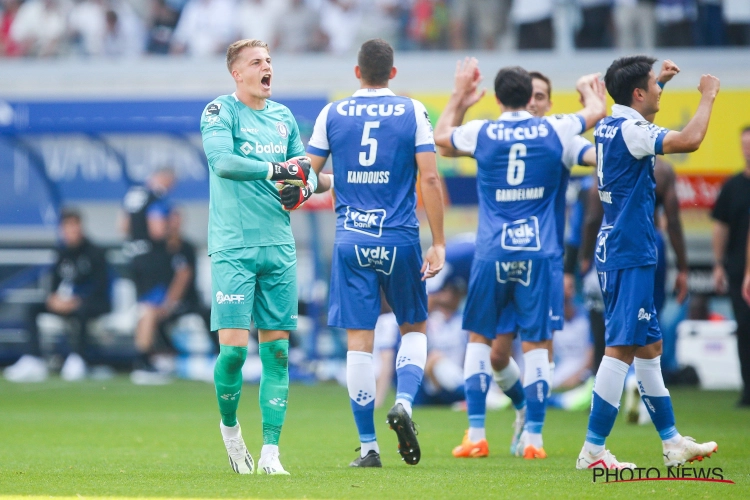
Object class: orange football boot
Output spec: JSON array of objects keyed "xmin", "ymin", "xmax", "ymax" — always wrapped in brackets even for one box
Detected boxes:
[
  {"xmin": 521, "ymin": 444, "xmax": 548, "ymax": 459},
  {"xmin": 452, "ymin": 430, "xmax": 489, "ymax": 458}
]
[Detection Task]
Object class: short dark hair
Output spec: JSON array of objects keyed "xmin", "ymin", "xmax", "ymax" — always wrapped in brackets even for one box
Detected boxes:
[
  {"xmin": 358, "ymin": 39, "xmax": 393, "ymax": 86},
  {"xmin": 494, "ymin": 66, "xmax": 533, "ymax": 109},
  {"xmin": 60, "ymin": 207, "xmax": 82, "ymax": 224},
  {"xmin": 604, "ymin": 55, "xmax": 657, "ymax": 106},
  {"xmin": 742, "ymin": 125, "xmax": 750, "ymax": 135},
  {"xmin": 529, "ymin": 71, "xmax": 552, "ymax": 100}
]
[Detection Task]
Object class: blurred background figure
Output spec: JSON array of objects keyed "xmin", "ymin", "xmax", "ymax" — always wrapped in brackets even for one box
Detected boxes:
[
  {"xmin": 274, "ymin": 0, "xmax": 328, "ymax": 53},
  {"xmin": 235, "ymin": 0, "xmax": 288, "ymax": 49},
  {"xmin": 4, "ymin": 208, "xmax": 111, "ymax": 383},
  {"xmin": 575, "ymin": 0, "xmax": 615, "ymax": 49},
  {"xmin": 160, "ymin": 208, "xmax": 216, "ymax": 351},
  {"xmin": 655, "ymin": 0, "xmax": 696, "ymax": 47},
  {"xmin": 319, "ymin": 0, "xmax": 361, "ymax": 54},
  {"xmin": 145, "ymin": 0, "xmax": 180, "ymax": 54},
  {"xmin": 613, "ymin": 0, "xmax": 656, "ymax": 50},
  {"xmin": 449, "ymin": 0, "xmax": 511, "ymax": 50},
  {"xmin": 711, "ymin": 126, "xmax": 750, "ymax": 407},
  {"xmin": 9, "ymin": 0, "xmax": 69, "ymax": 57},
  {"xmin": 169, "ymin": 0, "xmax": 234, "ymax": 56},
  {"xmin": 121, "ymin": 166, "xmax": 175, "ymax": 384},
  {"xmin": 724, "ymin": 0, "xmax": 750, "ymax": 46},
  {"xmin": 0, "ymin": 0, "xmax": 22, "ymax": 56},
  {"xmin": 512, "ymin": 0, "xmax": 554, "ymax": 50}
]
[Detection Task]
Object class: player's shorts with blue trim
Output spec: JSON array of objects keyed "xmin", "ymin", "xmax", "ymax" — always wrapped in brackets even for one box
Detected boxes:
[
  {"xmin": 210, "ymin": 245, "xmax": 298, "ymax": 331},
  {"xmin": 328, "ymin": 242, "xmax": 428, "ymax": 330},
  {"xmin": 597, "ymin": 265, "xmax": 661, "ymax": 347},
  {"xmin": 463, "ymin": 257, "xmax": 552, "ymax": 342}
]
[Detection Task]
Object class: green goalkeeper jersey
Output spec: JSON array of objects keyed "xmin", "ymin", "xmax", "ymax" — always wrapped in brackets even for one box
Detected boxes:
[{"xmin": 201, "ymin": 93, "xmax": 305, "ymax": 255}]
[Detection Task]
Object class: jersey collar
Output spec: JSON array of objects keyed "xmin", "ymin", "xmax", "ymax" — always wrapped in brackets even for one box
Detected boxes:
[
  {"xmin": 611, "ymin": 104, "xmax": 647, "ymax": 121},
  {"xmin": 498, "ymin": 110, "xmax": 533, "ymax": 121},
  {"xmin": 352, "ymin": 88, "xmax": 396, "ymax": 97}
]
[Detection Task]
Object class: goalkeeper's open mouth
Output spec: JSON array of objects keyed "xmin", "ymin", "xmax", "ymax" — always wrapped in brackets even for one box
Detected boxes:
[{"xmin": 261, "ymin": 74, "xmax": 272, "ymax": 91}]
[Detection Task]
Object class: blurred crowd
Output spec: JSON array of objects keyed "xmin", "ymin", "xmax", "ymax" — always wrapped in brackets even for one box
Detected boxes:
[{"xmin": 0, "ymin": 0, "xmax": 748, "ymax": 59}]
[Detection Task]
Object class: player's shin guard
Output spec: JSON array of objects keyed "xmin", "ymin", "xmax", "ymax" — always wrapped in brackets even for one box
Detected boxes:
[
  {"xmin": 634, "ymin": 356, "xmax": 680, "ymax": 442},
  {"xmin": 259, "ymin": 339, "xmax": 289, "ymax": 446},
  {"xmin": 395, "ymin": 332, "xmax": 427, "ymax": 417},
  {"xmin": 214, "ymin": 344, "xmax": 248, "ymax": 427},
  {"xmin": 464, "ymin": 343, "xmax": 492, "ymax": 442},
  {"xmin": 523, "ymin": 349, "xmax": 550, "ymax": 444},
  {"xmin": 347, "ymin": 351, "xmax": 378, "ymax": 455},
  {"xmin": 493, "ymin": 357, "xmax": 526, "ymax": 410},
  {"xmin": 585, "ymin": 356, "xmax": 629, "ymax": 453}
]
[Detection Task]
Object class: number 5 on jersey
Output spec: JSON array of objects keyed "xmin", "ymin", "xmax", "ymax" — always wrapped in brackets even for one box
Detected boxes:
[{"xmin": 360, "ymin": 121, "xmax": 380, "ymax": 167}]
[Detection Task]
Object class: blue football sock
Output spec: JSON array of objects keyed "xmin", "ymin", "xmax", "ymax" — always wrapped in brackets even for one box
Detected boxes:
[
  {"xmin": 464, "ymin": 342, "xmax": 492, "ymax": 441},
  {"xmin": 493, "ymin": 357, "xmax": 526, "ymax": 411},
  {"xmin": 347, "ymin": 351, "xmax": 378, "ymax": 456},
  {"xmin": 394, "ymin": 332, "xmax": 427, "ymax": 417},
  {"xmin": 584, "ymin": 355, "xmax": 629, "ymax": 453},
  {"xmin": 523, "ymin": 349, "xmax": 550, "ymax": 443},
  {"xmin": 634, "ymin": 356, "xmax": 681, "ymax": 442}
]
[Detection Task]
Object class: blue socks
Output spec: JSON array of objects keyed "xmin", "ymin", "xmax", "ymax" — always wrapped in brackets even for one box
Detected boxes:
[
  {"xmin": 347, "ymin": 351, "xmax": 379, "ymax": 457},
  {"xmin": 584, "ymin": 355, "xmax": 629, "ymax": 454},
  {"xmin": 523, "ymin": 349, "xmax": 550, "ymax": 446},
  {"xmin": 493, "ymin": 357, "xmax": 526, "ymax": 411},
  {"xmin": 634, "ymin": 356, "xmax": 681, "ymax": 442},
  {"xmin": 394, "ymin": 332, "xmax": 427, "ymax": 417},
  {"xmin": 464, "ymin": 342, "xmax": 492, "ymax": 441}
]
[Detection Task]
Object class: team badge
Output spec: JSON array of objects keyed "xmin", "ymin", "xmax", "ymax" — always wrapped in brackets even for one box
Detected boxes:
[{"xmin": 276, "ymin": 122, "xmax": 288, "ymax": 138}]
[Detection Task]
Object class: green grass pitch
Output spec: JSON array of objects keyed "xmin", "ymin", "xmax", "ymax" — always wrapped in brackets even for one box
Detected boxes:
[{"xmin": 0, "ymin": 379, "xmax": 747, "ymax": 499}]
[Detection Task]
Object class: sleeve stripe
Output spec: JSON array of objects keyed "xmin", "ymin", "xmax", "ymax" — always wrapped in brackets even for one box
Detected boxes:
[
  {"xmin": 578, "ymin": 144, "xmax": 594, "ymax": 166},
  {"xmin": 654, "ymin": 130, "xmax": 667, "ymax": 156},
  {"xmin": 574, "ymin": 114, "xmax": 586, "ymax": 134},
  {"xmin": 416, "ymin": 144, "xmax": 436, "ymax": 153},
  {"xmin": 306, "ymin": 145, "xmax": 330, "ymax": 157}
]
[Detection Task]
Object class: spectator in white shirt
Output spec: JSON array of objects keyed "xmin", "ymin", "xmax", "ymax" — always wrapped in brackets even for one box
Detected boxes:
[
  {"xmin": 170, "ymin": 0, "xmax": 235, "ymax": 56},
  {"xmin": 10, "ymin": 0, "xmax": 70, "ymax": 56},
  {"xmin": 512, "ymin": 0, "xmax": 554, "ymax": 50},
  {"xmin": 614, "ymin": 0, "xmax": 656, "ymax": 49},
  {"xmin": 235, "ymin": 0, "xmax": 289, "ymax": 46}
]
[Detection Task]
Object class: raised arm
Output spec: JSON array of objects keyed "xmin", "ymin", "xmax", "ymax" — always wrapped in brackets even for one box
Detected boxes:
[
  {"xmin": 575, "ymin": 73, "xmax": 607, "ymax": 131},
  {"xmin": 434, "ymin": 57, "xmax": 485, "ymax": 158},
  {"xmin": 662, "ymin": 75, "xmax": 720, "ymax": 154},
  {"xmin": 417, "ymin": 151, "xmax": 445, "ymax": 280}
]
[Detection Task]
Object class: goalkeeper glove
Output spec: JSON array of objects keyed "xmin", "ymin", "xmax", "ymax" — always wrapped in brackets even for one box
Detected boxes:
[
  {"xmin": 268, "ymin": 156, "xmax": 311, "ymax": 187},
  {"xmin": 277, "ymin": 181, "xmax": 314, "ymax": 211}
]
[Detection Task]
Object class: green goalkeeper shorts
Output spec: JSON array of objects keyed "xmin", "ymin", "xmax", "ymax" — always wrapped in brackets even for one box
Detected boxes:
[{"xmin": 210, "ymin": 244, "xmax": 298, "ymax": 331}]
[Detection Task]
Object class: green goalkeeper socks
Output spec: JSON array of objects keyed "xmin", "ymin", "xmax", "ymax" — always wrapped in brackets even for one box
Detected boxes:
[
  {"xmin": 259, "ymin": 339, "xmax": 289, "ymax": 445},
  {"xmin": 214, "ymin": 344, "xmax": 247, "ymax": 427}
]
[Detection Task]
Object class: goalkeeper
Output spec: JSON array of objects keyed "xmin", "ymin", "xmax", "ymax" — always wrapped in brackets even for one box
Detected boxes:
[{"xmin": 200, "ymin": 38, "xmax": 317, "ymax": 476}]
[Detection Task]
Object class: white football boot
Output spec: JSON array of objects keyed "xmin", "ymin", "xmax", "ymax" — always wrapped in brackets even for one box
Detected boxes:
[
  {"xmin": 4, "ymin": 355, "xmax": 48, "ymax": 382},
  {"xmin": 576, "ymin": 447, "xmax": 637, "ymax": 470},
  {"xmin": 509, "ymin": 406, "xmax": 526, "ymax": 455},
  {"xmin": 61, "ymin": 353, "xmax": 87, "ymax": 381},
  {"xmin": 220, "ymin": 422, "xmax": 254, "ymax": 474},
  {"xmin": 257, "ymin": 447, "xmax": 290, "ymax": 475},
  {"xmin": 663, "ymin": 436, "xmax": 718, "ymax": 467}
]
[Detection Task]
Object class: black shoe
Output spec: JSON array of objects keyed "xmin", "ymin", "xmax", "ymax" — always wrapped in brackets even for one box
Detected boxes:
[
  {"xmin": 386, "ymin": 403, "xmax": 420, "ymax": 465},
  {"xmin": 349, "ymin": 448, "xmax": 382, "ymax": 467}
]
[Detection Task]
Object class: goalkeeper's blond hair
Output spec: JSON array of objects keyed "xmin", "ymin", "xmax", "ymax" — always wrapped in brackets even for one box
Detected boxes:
[{"xmin": 226, "ymin": 39, "xmax": 270, "ymax": 72}]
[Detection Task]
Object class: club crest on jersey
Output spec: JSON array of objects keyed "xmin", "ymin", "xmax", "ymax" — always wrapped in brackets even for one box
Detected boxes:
[
  {"xmin": 275, "ymin": 121, "xmax": 288, "ymax": 138},
  {"xmin": 496, "ymin": 260, "xmax": 532, "ymax": 286},
  {"xmin": 216, "ymin": 291, "xmax": 245, "ymax": 304},
  {"xmin": 355, "ymin": 245, "xmax": 397, "ymax": 275},
  {"xmin": 501, "ymin": 217, "xmax": 541, "ymax": 251},
  {"xmin": 344, "ymin": 206, "xmax": 386, "ymax": 237}
]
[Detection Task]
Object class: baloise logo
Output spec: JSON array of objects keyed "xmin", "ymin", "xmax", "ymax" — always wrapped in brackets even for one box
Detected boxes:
[{"xmin": 216, "ymin": 291, "xmax": 245, "ymax": 304}]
